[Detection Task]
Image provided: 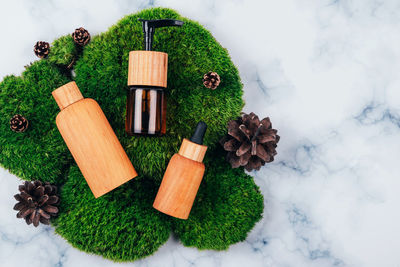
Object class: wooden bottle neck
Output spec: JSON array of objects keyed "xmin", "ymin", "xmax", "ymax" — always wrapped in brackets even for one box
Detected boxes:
[
  {"xmin": 52, "ymin": 81, "xmax": 84, "ymax": 110},
  {"xmin": 178, "ymin": 138, "xmax": 207, "ymax": 163}
]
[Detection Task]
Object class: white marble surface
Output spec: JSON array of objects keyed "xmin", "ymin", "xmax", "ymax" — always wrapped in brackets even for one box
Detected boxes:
[{"xmin": 1, "ymin": 0, "xmax": 400, "ymax": 266}]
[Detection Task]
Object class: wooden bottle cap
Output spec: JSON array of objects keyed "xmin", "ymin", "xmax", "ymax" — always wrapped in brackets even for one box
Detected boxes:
[
  {"xmin": 128, "ymin": 51, "xmax": 168, "ymax": 87},
  {"xmin": 178, "ymin": 138, "xmax": 208, "ymax": 163},
  {"xmin": 52, "ymin": 81, "xmax": 84, "ymax": 110}
]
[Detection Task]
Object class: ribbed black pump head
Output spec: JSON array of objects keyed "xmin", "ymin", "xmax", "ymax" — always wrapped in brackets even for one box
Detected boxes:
[{"xmin": 190, "ymin": 121, "xmax": 207, "ymax": 145}]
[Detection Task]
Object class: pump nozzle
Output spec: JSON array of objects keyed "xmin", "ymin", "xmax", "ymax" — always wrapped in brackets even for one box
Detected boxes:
[
  {"xmin": 190, "ymin": 121, "xmax": 207, "ymax": 145},
  {"xmin": 138, "ymin": 18, "xmax": 184, "ymax": 51}
]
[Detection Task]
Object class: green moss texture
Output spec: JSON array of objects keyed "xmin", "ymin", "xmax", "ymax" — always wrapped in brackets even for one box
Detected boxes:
[
  {"xmin": 53, "ymin": 168, "xmax": 171, "ymax": 261},
  {"xmin": 0, "ymin": 60, "xmax": 71, "ymax": 182},
  {"xmin": 0, "ymin": 8, "xmax": 264, "ymax": 262}
]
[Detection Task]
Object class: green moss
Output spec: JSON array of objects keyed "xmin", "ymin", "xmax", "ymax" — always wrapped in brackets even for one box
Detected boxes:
[
  {"xmin": 0, "ymin": 7, "xmax": 264, "ymax": 262},
  {"xmin": 172, "ymin": 147, "xmax": 264, "ymax": 250},
  {"xmin": 53, "ymin": 166, "xmax": 171, "ymax": 262},
  {"xmin": 0, "ymin": 60, "xmax": 71, "ymax": 182},
  {"xmin": 47, "ymin": 35, "xmax": 78, "ymax": 67}
]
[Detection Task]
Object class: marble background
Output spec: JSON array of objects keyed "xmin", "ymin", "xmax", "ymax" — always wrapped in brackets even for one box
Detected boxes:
[{"xmin": 1, "ymin": 0, "xmax": 400, "ymax": 266}]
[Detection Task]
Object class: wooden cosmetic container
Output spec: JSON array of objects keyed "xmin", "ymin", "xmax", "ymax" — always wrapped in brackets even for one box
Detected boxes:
[
  {"xmin": 53, "ymin": 82, "xmax": 137, "ymax": 198},
  {"xmin": 153, "ymin": 122, "xmax": 207, "ymax": 219}
]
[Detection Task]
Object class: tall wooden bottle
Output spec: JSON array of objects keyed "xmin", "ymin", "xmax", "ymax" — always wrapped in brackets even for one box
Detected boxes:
[
  {"xmin": 153, "ymin": 122, "xmax": 207, "ymax": 219},
  {"xmin": 53, "ymin": 81, "xmax": 137, "ymax": 198}
]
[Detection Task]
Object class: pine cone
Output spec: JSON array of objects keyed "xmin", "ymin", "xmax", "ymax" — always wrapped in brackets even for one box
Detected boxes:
[
  {"xmin": 33, "ymin": 41, "xmax": 50, "ymax": 58},
  {"xmin": 72, "ymin": 27, "xmax": 91, "ymax": 46},
  {"xmin": 220, "ymin": 112, "xmax": 280, "ymax": 172},
  {"xmin": 203, "ymin": 71, "xmax": 221, "ymax": 90},
  {"xmin": 13, "ymin": 180, "xmax": 60, "ymax": 227},
  {"xmin": 10, "ymin": 114, "xmax": 29, "ymax": 132}
]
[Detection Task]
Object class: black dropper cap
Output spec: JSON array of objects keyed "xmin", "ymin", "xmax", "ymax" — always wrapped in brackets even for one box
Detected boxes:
[
  {"xmin": 190, "ymin": 122, "xmax": 207, "ymax": 145},
  {"xmin": 138, "ymin": 18, "xmax": 184, "ymax": 51}
]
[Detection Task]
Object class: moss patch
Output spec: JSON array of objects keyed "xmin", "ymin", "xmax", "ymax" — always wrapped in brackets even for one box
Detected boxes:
[
  {"xmin": 48, "ymin": 35, "xmax": 78, "ymax": 68},
  {"xmin": 53, "ymin": 166, "xmax": 171, "ymax": 262},
  {"xmin": 0, "ymin": 7, "xmax": 264, "ymax": 262},
  {"xmin": 0, "ymin": 60, "xmax": 71, "ymax": 182}
]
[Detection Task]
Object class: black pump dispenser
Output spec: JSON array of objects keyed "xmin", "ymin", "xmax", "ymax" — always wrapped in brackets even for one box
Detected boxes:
[
  {"xmin": 190, "ymin": 122, "xmax": 207, "ymax": 145},
  {"xmin": 138, "ymin": 19, "xmax": 184, "ymax": 51}
]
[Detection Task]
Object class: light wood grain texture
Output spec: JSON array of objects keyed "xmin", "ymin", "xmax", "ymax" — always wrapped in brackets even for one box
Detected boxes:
[
  {"xmin": 52, "ymin": 81, "xmax": 84, "ymax": 110},
  {"xmin": 53, "ymin": 83, "xmax": 137, "ymax": 198},
  {"xmin": 127, "ymin": 51, "xmax": 168, "ymax": 87},
  {"xmin": 178, "ymin": 138, "xmax": 207, "ymax": 162},
  {"xmin": 153, "ymin": 154, "xmax": 205, "ymax": 219}
]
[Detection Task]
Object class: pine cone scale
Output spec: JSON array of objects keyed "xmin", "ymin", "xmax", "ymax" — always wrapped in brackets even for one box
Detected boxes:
[
  {"xmin": 13, "ymin": 202, "xmax": 24, "ymax": 210},
  {"xmin": 44, "ymin": 185, "xmax": 53, "ymax": 194},
  {"xmin": 14, "ymin": 194, "xmax": 22, "ymax": 202},
  {"xmin": 16, "ymin": 207, "xmax": 26, "ymax": 218},
  {"xmin": 228, "ymin": 129, "xmax": 243, "ymax": 141},
  {"xmin": 228, "ymin": 154, "xmax": 241, "ymax": 168},
  {"xmin": 20, "ymin": 191, "xmax": 31, "ymax": 201},
  {"xmin": 256, "ymin": 145, "xmax": 270, "ymax": 162},
  {"xmin": 35, "ymin": 186, "xmax": 45, "ymax": 197},
  {"xmin": 39, "ymin": 217, "xmax": 50, "ymax": 225},
  {"xmin": 260, "ymin": 117, "xmax": 271, "ymax": 129},
  {"xmin": 43, "ymin": 205, "xmax": 58, "ymax": 214},
  {"xmin": 47, "ymin": 195, "xmax": 59, "ymax": 205},
  {"xmin": 38, "ymin": 209, "xmax": 51, "ymax": 219},
  {"xmin": 17, "ymin": 207, "xmax": 34, "ymax": 218},
  {"xmin": 223, "ymin": 138, "xmax": 240, "ymax": 152},
  {"xmin": 236, "ymin": 141, "xmax": 251, "ymax": 156},
  {"xmin": 239, "ymin": 152, "xmax": 251, "ymax": 166},
  {"xmin": 38, "ymin": 195, "xmax": 49, "ymax": 206},
  {"xmin": 258, "ymin": 134, "xmax": 275, "ymax": 143},
  {"xmin": 32, "ymin": 210, "xmax": 40, "ymax": 227},
  {"xmin": 239, "ymin": 125, "xmax": 251, "ymax": 139},
  {"xmin": 27, "ymin": 198, "xmax": 35, "ymax": 208},
  {"xmin": 227, "ymin": 120, "xmax": 244, "ymax": 141}
]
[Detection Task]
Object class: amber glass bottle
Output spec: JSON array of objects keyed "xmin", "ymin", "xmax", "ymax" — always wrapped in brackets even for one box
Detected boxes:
[
  {"xmin": 125, "ymin": 19, "xmax": 183, "ymax": 136},
  {"xmin": 126, "ymin": 86, "xmax": 166, "ymax": 135}
]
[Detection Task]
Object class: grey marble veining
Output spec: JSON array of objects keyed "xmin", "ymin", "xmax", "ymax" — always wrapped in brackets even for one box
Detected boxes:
[{"xmin": 1, "ymin": 0, "xmax": 400, "ymax": 266}]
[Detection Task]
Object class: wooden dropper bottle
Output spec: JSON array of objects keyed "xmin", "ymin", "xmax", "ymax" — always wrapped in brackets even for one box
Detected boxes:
[
  {"xmin": 126, "ymin": 19, "xmax": 184, "ymax": 136},
  {"xmin": 53, "ymin": 81, "xmax": 137, "ymax": 198},
  {"xmin": 153, "ymin": 122, "xmax": 208, "ymax": 219}
]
